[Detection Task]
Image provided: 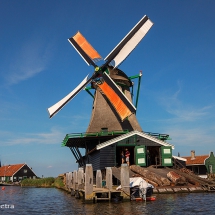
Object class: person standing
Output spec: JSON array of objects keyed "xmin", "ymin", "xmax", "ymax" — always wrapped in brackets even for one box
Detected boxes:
[
  {"xmin": 121, "ymin": 151, "xmax": 125, "ymax": 164},
  {"xmin": 147, "ymin": 150, "xmax": 151, "ymax": 166},
  {"xmin": 125, "ymin": 148, "xmax": 130, "ymax": 166}
]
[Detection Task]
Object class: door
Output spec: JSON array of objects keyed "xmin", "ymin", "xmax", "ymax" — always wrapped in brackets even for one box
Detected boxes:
[
  {"xmin": 135, "ymin": 145, "xmax": 146, "ymax": 166},
  {"xmin": 161, "ymin": 146, "xmax": 172, "ymax": 166}
]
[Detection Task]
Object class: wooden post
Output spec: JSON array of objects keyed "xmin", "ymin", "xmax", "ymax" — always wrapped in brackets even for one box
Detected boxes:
[
  {"xmin": 71, "ymin": 172, "xmax": 74, "ymax": 190},
  {"xmin": 121, "ymin": 163, "xmax": 130, "ymax": 200},
  {"xmin": 106, "ymin": 167, "xmax": 112, "ymax": 190},
  {"xmin": 78, "ymin": 167, "xmax": 84, "ymax": 189},
  {"xmin": 68, "ymin": 172, "xmax": 72, "ymax": 190},
  {"xmin": 66, "ymin": 172, "xmax": 69, "ymax": 190},
  {"xmin": 71, "ymin": 171, "xmax": 75, "ymax": 196},
  {"xmin": 96, "ymin": 170, "xmax": 102, "ymax": 188},
  {"xmin": 73, "ymin": 170, "xmax": 78, "ymax": 190},
  {"xmin": 85, "ymin": 164, "xmax": 94, "ymax": 202}
]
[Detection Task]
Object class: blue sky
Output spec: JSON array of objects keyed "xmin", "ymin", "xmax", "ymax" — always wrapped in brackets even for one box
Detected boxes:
[{"xmin": 1, "ymin": 1, "xmax": 215, "ymax": 177}]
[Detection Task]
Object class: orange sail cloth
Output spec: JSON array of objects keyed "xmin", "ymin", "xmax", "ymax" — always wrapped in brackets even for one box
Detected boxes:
[
  {"xmin": 73, "ymin": 31, "xmax": 102, "ymax": 61},
  {"xmin": 97, "ymin": 81, "xmax": 132, "ymax": 121}
]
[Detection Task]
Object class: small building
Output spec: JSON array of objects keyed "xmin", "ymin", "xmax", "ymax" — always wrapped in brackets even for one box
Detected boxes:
[
  {"xmin": 183, "ymin": 150, "xmax": 211, "ymax": 178},
  {"xmin": 0, "ymin": 163, "xmax": 37, "ymax": 182},
  {"xmin": 205, "ymin": 152, "xmax": 215, "ymax": 175},
  {"xmin": 63, "ymin": 130, "xmax": 174, "ymax": 172}
]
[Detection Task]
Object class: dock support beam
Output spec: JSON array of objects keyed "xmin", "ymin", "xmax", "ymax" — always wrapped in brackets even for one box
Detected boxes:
[
  {"xmin": 106, "ymin": 167, "xmax": 112, "ymax": 190},
  {"xmin": 78, "ymin": 167, "xmax": 84, "ymax": 189},
  {"xmin": 66, "ymin": 173, "xmax": 69, "ymax": 190},
  {"xmin": 121, "ymin": 164, "xmax": 130, "ymax": 200},
  {"xmin": 71, "ymin": 172, "xmax": 75, "ymax": 195},
  {"xmin": 71, "ymin": 170, "xmax": 78, "ymax": 196},
  {"xmin": 68, "ymin": 172, "xmax": 72, "ymax": 190},
  {"xmin": 96, "ymin": 170, "xmax": 102, "ymax": 188},
  {"xmin": 85, "ymin": 164, "xmax": 94, "ymax": 202}
]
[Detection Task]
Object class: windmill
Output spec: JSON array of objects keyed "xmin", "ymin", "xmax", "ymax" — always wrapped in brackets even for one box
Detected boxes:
[{"xmin": 48, "ymin": 15, "xmax": 153, "ymax": 133}]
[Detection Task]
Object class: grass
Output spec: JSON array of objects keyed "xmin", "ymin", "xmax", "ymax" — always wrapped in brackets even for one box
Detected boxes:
[{"xmin": 21, "ymin": 177, "xmax": 65, "ymax": 188}]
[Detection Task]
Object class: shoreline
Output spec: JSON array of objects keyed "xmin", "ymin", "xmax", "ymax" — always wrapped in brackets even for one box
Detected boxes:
[{"xmin": 3, "ymin": 174, "xmax": 214, "ymax": 195}]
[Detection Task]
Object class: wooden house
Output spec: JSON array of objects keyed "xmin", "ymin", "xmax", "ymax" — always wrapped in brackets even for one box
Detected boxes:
[
  {"xmin": 0, "ymin": 163, "xmax": 37, "ymax": 182},
  {"xmin": 205, "ymin": 152, "xmax": 215, "ymax": 175},
  {"xmin": 63, "ymin": 130, "xmax": 174, "ymax": 172},
  {"xmin": 183, "ymin": 150, "xmax": 210, "ymax": 178}
]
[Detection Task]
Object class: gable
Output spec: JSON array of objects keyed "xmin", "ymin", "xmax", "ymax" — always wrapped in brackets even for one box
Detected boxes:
[
  {"xmin": 14, "ymin": 164, "xmax": 37, "ymax": 177},
  {"xmin": 96, "ymin": 130, "xmax": 174, "ymax": 150}
]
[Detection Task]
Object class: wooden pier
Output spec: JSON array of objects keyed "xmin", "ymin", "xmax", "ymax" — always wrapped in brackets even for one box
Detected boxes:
[
  {"xmin": 65, "ymin": 164, "xmax": 130, "ymax": 203},
  {"xmin": 64, "ymin": 164, "xmax": 215, "ymax": 203}
]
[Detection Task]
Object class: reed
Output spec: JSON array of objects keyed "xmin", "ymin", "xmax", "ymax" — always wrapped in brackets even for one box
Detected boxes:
[{"xmin": 21, "ymin": 177, "xmax": 57, "ymax": 187}]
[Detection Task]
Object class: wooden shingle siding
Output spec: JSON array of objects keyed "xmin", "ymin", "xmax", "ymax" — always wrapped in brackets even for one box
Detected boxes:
[
  {"xmin": 100, "ymin": 145, "xmax": 116, "ymax": 169},
  {"xmin": 89, "ymin": 151, "xmax": 101, "ymax": 170},
  {"xmin": 137, "ymin": 136, "xmax": 157, "ymax": 146}
]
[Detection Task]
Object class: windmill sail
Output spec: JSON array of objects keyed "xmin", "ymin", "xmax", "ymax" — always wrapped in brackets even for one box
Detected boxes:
[
  {"xmin": 48, "ymin": 15, "xmax": 153, "ymax": 119},
  {"xmin": 97, "ymin": 72, "xmax": 136, "ymax": 121},
  {"xmin": 48, "ymin": 74, "xmax": 90, "ymax": 118},
  {"xmin": 68, "ymin": 31, "xmax": 102, "ymax": 66},
  {"xmin": 104, "ymin": 15, "xmax": 153, "ymax": 68}
]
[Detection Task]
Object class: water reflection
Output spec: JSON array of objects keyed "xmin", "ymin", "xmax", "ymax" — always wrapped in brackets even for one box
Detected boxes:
[{"xmin": 1, "ymin": 186, "xmax": 215, "ymax": 215}]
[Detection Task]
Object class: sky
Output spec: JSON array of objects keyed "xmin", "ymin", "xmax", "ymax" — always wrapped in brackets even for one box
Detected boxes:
[{"xmin": 0, "ymin": 0, "xmax": 215, "ymax": 177}]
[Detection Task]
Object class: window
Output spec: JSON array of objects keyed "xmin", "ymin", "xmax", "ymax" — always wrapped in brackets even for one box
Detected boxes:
[
  {"xmin": 192, "ymin": 166, "xmax": 199, "ymax": 174},
  {"xmin": 23, "ymin": 169, "xmax": 27, "ymax": 173}
]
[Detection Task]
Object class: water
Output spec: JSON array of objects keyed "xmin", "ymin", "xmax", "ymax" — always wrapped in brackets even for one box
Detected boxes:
[{"xmin": 1, "ymin": 186, "xmax": 215, "ymax": 215}]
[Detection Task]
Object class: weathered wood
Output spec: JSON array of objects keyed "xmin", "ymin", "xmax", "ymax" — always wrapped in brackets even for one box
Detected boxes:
[
  {"xmin": 106, "ymin": 167, "xmax": 112, "ymax": 190},
  {"xmin": 78, "ymin": 168, "xmax": 84, "ymax": 189},
  {"xmin": 71, "ymin": 172, "xmax": 74, "ymax": 190},
  {"xmin": 160, "ymin": 177, "xmax": 171, "ymax": 186},
  {"xmin": 96, "ymin": 170, "xmax": 102, "ymax": 188},
  {"xmin": 130, "ymin": 165, "xmax": 171, "ymax": 186},
  {"xmin": 73, "ymin": 170, "xmax": 78, "ymax": 190},
  {"xmin": 85, "ymin": 164, "xmax": 94, "ymax": 202},
  {"xmin": 66, "ymin": 172, "xmax": 69, "ymax": 189},
  {"xmin": 120, "ymin": 164, "xmax": 130, "ymax": 200},
  {"xmin": 68, "ymin": 172, "xmax": 72, "ymax": 189},
  {"xmin": 169, "ymin": 168, "xmax": 201, "ymax": 186},
  {"xmin": 167, "ymin": 171, "xmax": 186, "ymax": 185}
]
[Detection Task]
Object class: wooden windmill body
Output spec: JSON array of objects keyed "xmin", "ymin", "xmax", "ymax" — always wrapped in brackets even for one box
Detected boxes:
[{"xmin": 86, "ymin": 66, "xmax": 142, "ymax": 133}]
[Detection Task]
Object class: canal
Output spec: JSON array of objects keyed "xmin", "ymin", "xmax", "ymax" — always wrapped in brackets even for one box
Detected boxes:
[{"xmin": 1, "ymin": 186, "xmax": 215, "ymax": 214}]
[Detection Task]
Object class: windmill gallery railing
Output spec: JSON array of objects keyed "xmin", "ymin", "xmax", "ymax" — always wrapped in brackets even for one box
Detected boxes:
[
  {"xmin": 61, "ymin": 130, "xmax": 170, "ymax": 147},
  {"xmin": 61, "ymin": 130, "xmax": 130, "ymax": 146}
]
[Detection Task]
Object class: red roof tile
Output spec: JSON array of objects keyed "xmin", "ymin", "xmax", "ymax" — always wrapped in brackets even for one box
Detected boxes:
[
  {"xmin": 0, "ymin": 164, "xmax": 25, "ymax": 176},
  {"xmin": 182, "ymin": 155, "xmax": 209, "ymax": 165}
]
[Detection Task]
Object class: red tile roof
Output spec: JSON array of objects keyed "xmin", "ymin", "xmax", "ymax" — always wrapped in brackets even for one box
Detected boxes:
[
  {"xmin": 0, "ymin": 164, "xmax": 25, "ymax": 176},
  {"xmin": 183, "ymin": 155, "xmax": 209, "ymax": 165}
]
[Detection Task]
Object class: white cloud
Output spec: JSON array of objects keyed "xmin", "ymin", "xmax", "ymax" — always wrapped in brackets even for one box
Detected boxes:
[
  {"xmin": 149, "ymin": 81, "xmax": 215, "ymax": 155},
  {"xmin": 158, "ymin": 80, "xmax": 213, "ymax": 122},
  {"xmin": 47, "ymin": 166, "xmax": 53, "ymax": 168},
  {"xmin": 0, "ymin": 127, "xmax": 65, "ymax": 146},
  {"xmin": 4, "ymin": 37, "xmax": 53, "ymax": 86}
]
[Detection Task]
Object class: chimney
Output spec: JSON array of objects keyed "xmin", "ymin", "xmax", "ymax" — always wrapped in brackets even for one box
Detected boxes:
[{"xmin": 191, "ymin": 150, "xmax": 195, "ymax": 160}]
